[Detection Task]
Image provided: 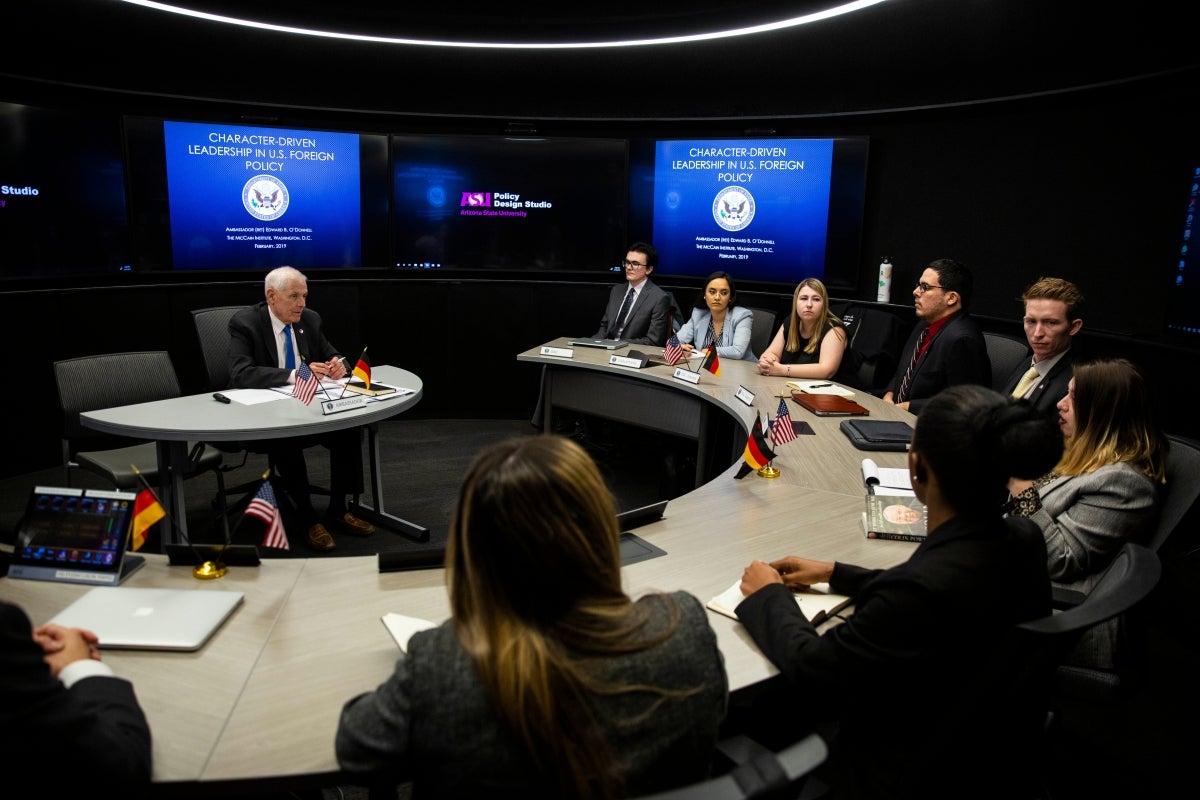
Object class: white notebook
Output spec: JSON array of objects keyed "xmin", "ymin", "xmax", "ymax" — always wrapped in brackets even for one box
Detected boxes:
[
  {"xmin": 381, "ymin": 612, "xmax": 438, "ymax": 652},
  {"xmin": 47, "ymin": 587, "xmax": 244, "ymax": 651},
  {"xmin": 707, "ymin": 579, "xmax": 852, "ymax": 624},
  {"xmin": 787, "ymin": 380, "xmax": 856, "ymax": 398}
]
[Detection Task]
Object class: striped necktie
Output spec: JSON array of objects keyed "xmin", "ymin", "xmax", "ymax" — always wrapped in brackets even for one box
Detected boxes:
[
  {"xmin": 895, "ymin": 327, "xmax": 928, "ymax": 404},
  {"xmin": 609, "ymin": 286, "xmax": 635, "ymax": 338}
]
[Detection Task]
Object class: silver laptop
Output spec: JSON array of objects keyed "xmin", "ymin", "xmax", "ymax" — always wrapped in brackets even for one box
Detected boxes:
[
  {"xmin": 47, "ymin": 587, "xmax": 244, "ymax": 651},
  {"xmin": 567, "ymin": 338, "xmax": 628, "ymax": 350},
  {"xmin": 7, "ymin": 486, "xmax": 146, "ymax": 586}
]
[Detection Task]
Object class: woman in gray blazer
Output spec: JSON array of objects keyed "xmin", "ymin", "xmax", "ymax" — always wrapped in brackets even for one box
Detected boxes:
[
  {"xmin": 1007, "ymin": 357, "xmax": 1168, "ymax": 668},
  {"xmin": 335, "ymin": 435, "xmax": 727, "ymax": 798},
  {"xmin": 676, "ymin": 270, "xmax": 757, "ymax": 361}
]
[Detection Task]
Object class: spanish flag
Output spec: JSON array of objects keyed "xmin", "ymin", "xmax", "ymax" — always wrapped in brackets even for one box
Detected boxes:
[
  {"xmin": 735, "ymin": 415, "xmax": 777, "ymax": 479},
  {"xmin": 352, "ymin": 348, "xmax": 371, "ymax": 389},
  {"xmin": 700, "ymin": 345, "xmax": 721, "ymax": 376},
  {"xmin": 130, "ymin": 488, "xmax": 165, "ymax": 551}
]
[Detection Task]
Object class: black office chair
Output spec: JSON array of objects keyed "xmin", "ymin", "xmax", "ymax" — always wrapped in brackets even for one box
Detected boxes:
[
  {"xmin": 53, "ymin": 350, "xmax": 228, "ymax": 539},
  {"xmin": 1148, "ymin": 433, "xmax": 1200, "ymax": 557},
  {"xmin": 190, "ymin": 305, "xmax": 332, "ymax": 519},
  {"xmin": 836, "ymin": 305, "xmax": 907, "ymax": 394},
  {"xmin": 982, "ymin": 331, "xmax": 1030, "ymax": 392},
  {"xmin": 743, "ymin": 306, "xmax": 777, "ymax": 361},
  {"xmin": 1016, "ymin": 541, "xmax": 1162, "ymax": 797},
  {"xmin": 624, "ymin": 734, "xmax": 831, "ymax": 800}
]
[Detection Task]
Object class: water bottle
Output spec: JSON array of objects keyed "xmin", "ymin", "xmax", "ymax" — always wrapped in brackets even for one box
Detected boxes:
[{"xmin": 876, "ymin": 257, "xmax": 893, "ymax": 303}]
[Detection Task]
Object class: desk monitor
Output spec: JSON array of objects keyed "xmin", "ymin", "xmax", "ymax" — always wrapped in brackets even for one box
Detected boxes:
[{"xmin": 7, "ymin": 486, "xmax": 144, "ymax": 586}]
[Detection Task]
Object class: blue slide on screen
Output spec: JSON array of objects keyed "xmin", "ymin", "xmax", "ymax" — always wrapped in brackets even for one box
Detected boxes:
[
  {"xmin": 163, "ymin": 121, "xmax": 362, "ymax": 269},
  {"xmin": 651, "ymin": 138, "xmax": 834, "ymax": 284}
]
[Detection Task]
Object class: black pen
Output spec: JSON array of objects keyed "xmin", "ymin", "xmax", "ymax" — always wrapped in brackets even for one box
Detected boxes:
[{"xmin": 809, "ymin": 383, "xmax": 832, "ymax": 388}]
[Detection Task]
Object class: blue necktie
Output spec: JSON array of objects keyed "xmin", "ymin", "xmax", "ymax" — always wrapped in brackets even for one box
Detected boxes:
[{"xmin": 282, "ymin": 325, "xmax": 296, "ymax": 370}]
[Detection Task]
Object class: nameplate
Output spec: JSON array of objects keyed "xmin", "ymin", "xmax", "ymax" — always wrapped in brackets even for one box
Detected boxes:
[
  {"xmin": 673, "ymin": 367, "xmax": 702, "ymax": 384},
  {"xmin": 320, "ymin": 396, "xmax": 370, "ymax": 415},
  {"xmin": 609, "ymin": 354, "xmax": 646, "ymax": 369},
  {"xmin": 540, "ymin": 346, "xmax": 574, "ymax": 358},
  {"xmin": 735, "ymin": 385, "xmax": 756, "ymax": 406}
]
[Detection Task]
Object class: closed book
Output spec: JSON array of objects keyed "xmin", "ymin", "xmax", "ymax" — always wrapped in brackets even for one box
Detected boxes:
[
  {"xmin": 862, "ymin": 494, "xmax": 928, "ymax": 542},
  {"xmin": 343, "ymin": 380, "xmax": 397, "ymax": 396},
  {"xmin": 790, "ymin": 391, "xmax": 869, "ymax": 417}
]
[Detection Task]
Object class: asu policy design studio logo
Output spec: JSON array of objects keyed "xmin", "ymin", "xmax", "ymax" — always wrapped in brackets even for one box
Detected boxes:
[
  {"xmin": 243, "ymin": 175, "xmax": 290, "ymax": 221},
  {"xmin": 713, "ymin": 186, "xmax": 755, "ymax": 232}
]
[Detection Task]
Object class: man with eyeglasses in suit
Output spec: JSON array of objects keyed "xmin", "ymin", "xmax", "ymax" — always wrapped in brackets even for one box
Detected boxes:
[
  {"xmin": 591, "ymin": 242, "xmax": 674, "ymax": 345},
  {"xmin": 882, "ymin": 258, "xmax": 991, "ymax": 414}
]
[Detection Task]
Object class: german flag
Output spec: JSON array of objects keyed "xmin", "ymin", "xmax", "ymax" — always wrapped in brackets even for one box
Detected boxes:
[
  {"xmin": 735, "ymin": 415, "xmax": 777, "ymax": 479},
  {"xmin": 130, "ymin": 488, "xmax": 165, "ymax": 551},
  {"xmin": 700, "ymin": 345, "xmax": 721, "ymax": 376},
  {"xmin": 352, "ymin": 347, "xmax": 371, "ymax": 388}
]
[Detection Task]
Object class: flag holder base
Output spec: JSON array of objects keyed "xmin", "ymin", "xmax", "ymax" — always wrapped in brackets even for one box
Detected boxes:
[
  {"xmin": 758, "ymin": 464, "xmax": 781, "ymax": 479},
  {"xmin": 193, "ymin": 561, "xmax": 228, "ymax": 580}
]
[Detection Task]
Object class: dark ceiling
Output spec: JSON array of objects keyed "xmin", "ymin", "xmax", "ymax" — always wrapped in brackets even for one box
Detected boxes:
[{"xmin": 7, "ymin": 0, "xmax": 1200, "ymax": 122}]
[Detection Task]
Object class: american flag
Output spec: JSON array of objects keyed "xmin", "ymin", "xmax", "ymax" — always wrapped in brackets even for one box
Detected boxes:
[
  {"xmin": 246, "ymin": 480, "xmax": 289, "ymax": 550},
  {"xmin": 663, "ymin": 334, "xmax": 685, "ymax": 366},
  {"xmin": 292, "ymin": 361, "xmax": 320, "ymax": 405},
  {"xmin": 770, "ymin": 396, "xmax": 799, "ymax": 447}
]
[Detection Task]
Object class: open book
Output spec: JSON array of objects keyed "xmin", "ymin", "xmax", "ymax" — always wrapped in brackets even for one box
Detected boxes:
[
  {"xmin": 786, "ymin": 380, "xmax": 856, "ymax": 398},
  {"xmin": 707, "ymin": 579, "xmax": 853, "ymax": 624},
  {"xmin": 381, "ymin": 612, "xmax": 438, "ymax": 652},
  {"xmin": 861, "ymin": 458, "xmax": 915, "ymax": 496}
]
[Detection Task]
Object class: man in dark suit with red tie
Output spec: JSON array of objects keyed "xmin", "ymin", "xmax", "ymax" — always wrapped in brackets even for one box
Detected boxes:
[
  {"xmin": 883, "ymin": 258, "xmax": 991, "ymax": 414},
  {"xmin": 228, "ymin": 265, "xmax": 373, "ymax": 551},
  {"xmin": 1000, "ymin": 276, "xmax": 1084, "ymax": 413}
]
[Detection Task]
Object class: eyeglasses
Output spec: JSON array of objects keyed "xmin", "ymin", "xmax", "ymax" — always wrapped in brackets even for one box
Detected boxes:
[
  {"xmin": 621, "ymin": 260, "xmax": 648, "ymax": 270},
  {"xmin": 915, "ymin": 281, "xmax": 945, "ymax": 294}
]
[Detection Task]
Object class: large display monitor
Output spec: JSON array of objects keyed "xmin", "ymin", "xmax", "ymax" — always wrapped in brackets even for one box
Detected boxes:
[
  {"xmin": 391, "ymin": 134, "xmax": 629, "ymax": 272},
  {"xmin": 125, "ymin": 116, "xmax": 389, "ymax": 270},
  {"xmin": 1164, "ymin": 164, "xmax": 1200, "ymax": 347},
  {"xmin": 0, "ymin": 101, "xmax": 131, "ymax": 278},
  {"xmin": 628, "ymin": 136, "xmax": 869, "ymax": 291}
]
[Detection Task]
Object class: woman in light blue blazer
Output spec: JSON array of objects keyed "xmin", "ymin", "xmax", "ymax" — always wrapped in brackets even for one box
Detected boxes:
[{"xmin": 676, "ymin": 271, "xmax": 756, "ymax": 361}]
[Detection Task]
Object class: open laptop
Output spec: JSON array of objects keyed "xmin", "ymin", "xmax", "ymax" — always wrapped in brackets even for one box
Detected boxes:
[
  {"xmin": 7, "ymin": 486, "xmax": 146, "ymax": 586},
  {"xmin": 47, "ymin": 586, "xmax": 245, "ymax": 651},
  {"xmin": 567, "ymin": 338, "xmax": 628, "ymax": 350}
]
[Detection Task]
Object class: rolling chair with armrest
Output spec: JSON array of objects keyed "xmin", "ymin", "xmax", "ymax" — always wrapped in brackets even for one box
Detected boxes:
[
  {"xmin": 1016, "ymin": 541, "xmax": 1163, "ymax": 798},
  {"xmin": 190, "ymin": 305, "xmax": 335, "ymax": 527},
  {"xmin": 53, "ymin": 350, "xmax": 228, "ymax": 543},
  {"xmin": 635, "ymin": 733, "xmax": 828, "ymax": 800}
]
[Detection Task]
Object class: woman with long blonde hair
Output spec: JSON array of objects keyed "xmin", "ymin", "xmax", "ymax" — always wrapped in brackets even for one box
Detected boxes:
[
  {"xmin": 757, "ymin": 278, "xmax": 853, "ymax": 383},
  {"xmin": 336, "ymin": 434, "xmax": 727, "ymax": 799}
]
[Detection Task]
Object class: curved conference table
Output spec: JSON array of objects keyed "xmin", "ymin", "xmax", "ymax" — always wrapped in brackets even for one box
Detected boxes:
[
  {"xmin": 1, "ymin": 344, "xmax": 918, "ymax": 791},
  {"xmin": 77, "ymin": 365, "xmax": 427, "ymax": 542}
]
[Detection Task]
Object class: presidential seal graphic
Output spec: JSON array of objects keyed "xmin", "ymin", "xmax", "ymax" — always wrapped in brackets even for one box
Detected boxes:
[
  {"xmin": 243, "ymin": 174, "xmax": 290, "ymax": 221},
  {"xmin": 713, "ymin": 186, "xmax": 755, "ymax": 232}
]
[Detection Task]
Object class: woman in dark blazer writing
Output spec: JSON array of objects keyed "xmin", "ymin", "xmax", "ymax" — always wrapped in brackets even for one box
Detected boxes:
[{"xmin": 335, "ymin": 435, "xmax": 727, "ymax": 799}]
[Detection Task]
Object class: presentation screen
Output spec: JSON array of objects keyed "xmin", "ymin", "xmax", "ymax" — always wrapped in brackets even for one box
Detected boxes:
[
  {"xmin": 0, "ymin": 101, "xmax": 130, "ymax": 279},
  {"xmin": 125, "ymin": 117, "xmax": 389, "ymax": 270},
  {"xmin": 1164, "ymin": 164, "xmax": 1200, "ymax": 349},
  {"xmin": 628, "ymin": 136, "xmax": 869, "ymax": 291},
  {"xmin": 391, "ymin": 134, "xmax": 628, "ymax": 272}
]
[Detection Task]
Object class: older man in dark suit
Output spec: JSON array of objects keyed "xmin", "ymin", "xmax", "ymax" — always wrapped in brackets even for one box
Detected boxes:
[
  {"xmin": 229, "ymin": 265, "xmax": 373, "ymax": 551},
  {"xmin": 883, "ymin": 258, "xmax": 991, "ymax": 414},
  {"xmin": 1001, "ymin": 277, "xmax": 1084, "ymax": 414},
  {"xmin": 591, "ymin": 241, "xmax": 674, "ymax": 345}
]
